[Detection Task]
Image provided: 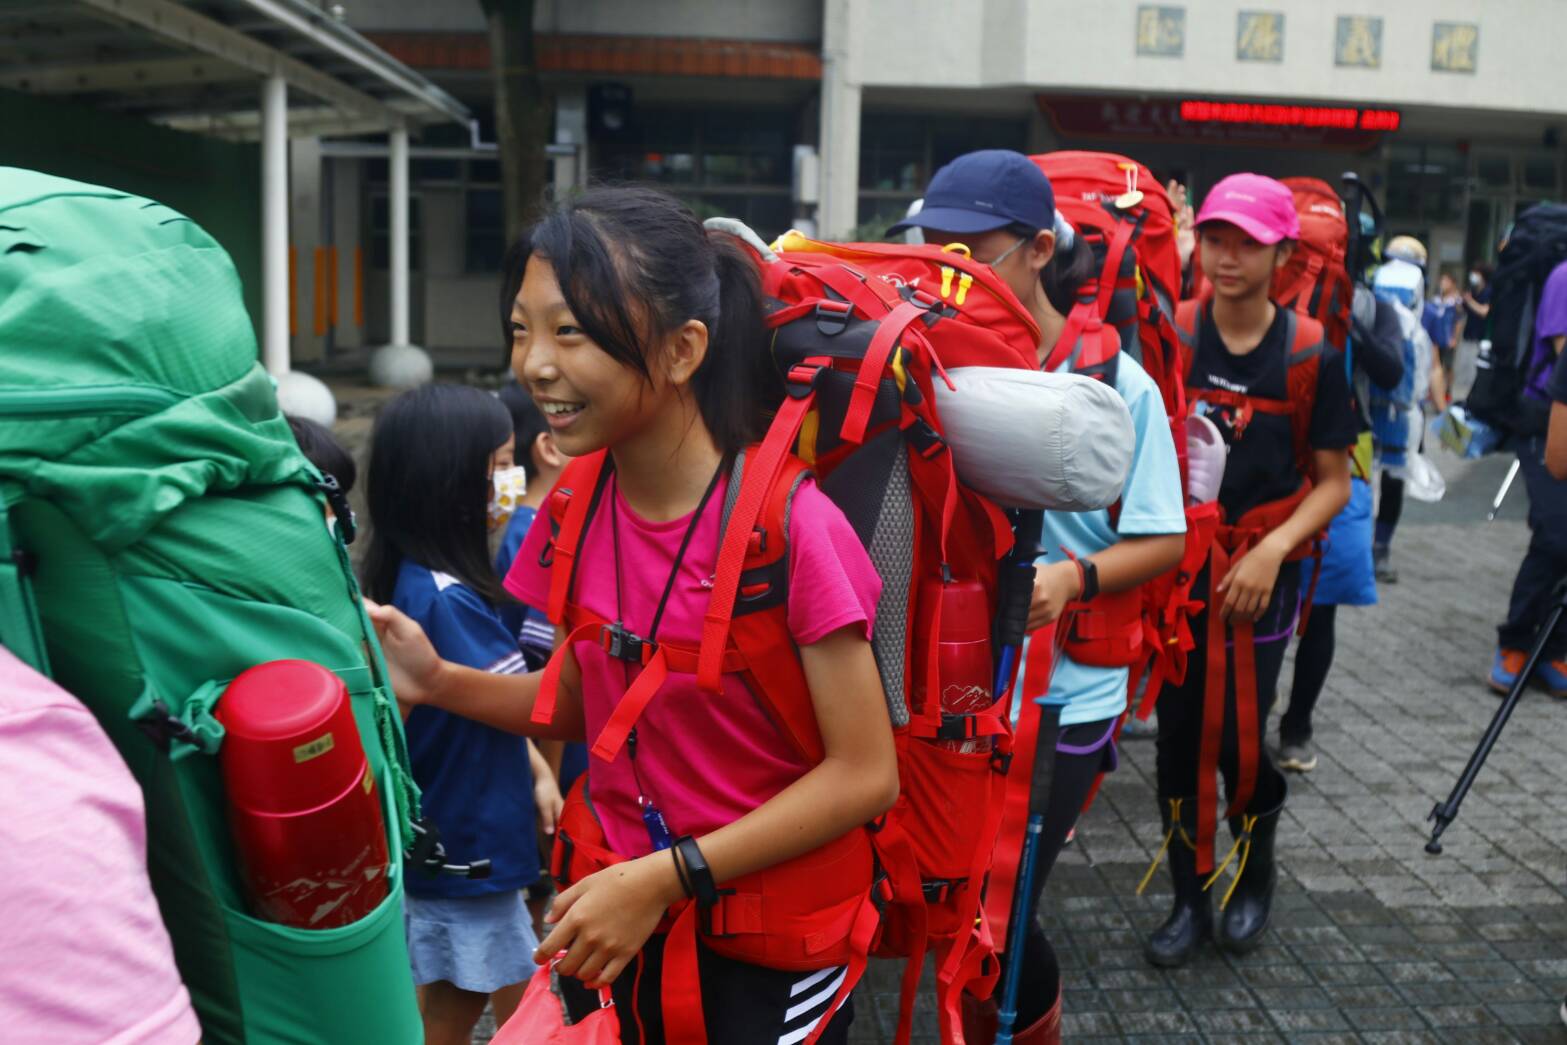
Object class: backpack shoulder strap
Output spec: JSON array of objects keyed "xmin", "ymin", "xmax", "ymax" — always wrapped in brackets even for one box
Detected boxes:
[
  {"xmin": 544, "ymin": 450, "xmax": 613, "ymax": 625},
  {"xmin": 1283, "ymin": 312, "xmax": 1326, "ymax": 478},
  {"xmin": 1174, "ymin": 298, "xmax": 1203, "ymax": 352}
]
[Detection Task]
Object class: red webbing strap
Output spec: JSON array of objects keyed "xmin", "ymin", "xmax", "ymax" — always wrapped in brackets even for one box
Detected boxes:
[
  {"xmin": 589, "ymin": 646, "xmax": 670, "ymax": 762},
  {"xmin": 1195, "ymin": 542, "xmax": 1231, "ymax": 877},
  {"xmin": 802, "ymin": 895, "xmax": 880, "ymax": 1045},
  {"xmin": 1228, "ymin": 611, "xmax": 1259, "ymax": 821},
  {"xmin": 697, "ymin": 393, "xmax": 813, "ymax": 692},
  {"xmin": 1298, "ymin": 539, "xmax": 1324, "ymax": 637},
  {"xmin": 660, "ymin": 903, "xmax": 708, "ymax": 1045},
  {"xmin": 532, "ymin": 620, "xmax": 599, "ymax": 726},
  {"xmin": 841, "ymin": 300, "xmax": 929, "ymax": 445},
  {"xmin": 1095, "ymin": 218, "xmax": 1138, "ymax": 318},
  {"xmin": 804, "ymin": 258, "xmax": 902, "ymax": 315},
  {"xmin": 546, "ymin": 452, "xmax": 610, "ymax": 623},
  {"xmin": 1044, "ymin": 294, "xmax": 1098, "ymax": 373},
  {"xmin": 1278, "ymin": 253, "xmax": 1324, "ymax": 317},
  {"xmin": 990, "ymin": 624, "xmax": 1054, "ymax": 935},
  {"xmin": 936, "ymin": 762, "xmax": 1008, "ymax": 1038}
]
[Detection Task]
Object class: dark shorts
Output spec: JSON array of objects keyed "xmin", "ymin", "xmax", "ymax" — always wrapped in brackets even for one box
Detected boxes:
[{"xmin": 560, "ymin": 932, "xmax": 853, "ymax": 1045}]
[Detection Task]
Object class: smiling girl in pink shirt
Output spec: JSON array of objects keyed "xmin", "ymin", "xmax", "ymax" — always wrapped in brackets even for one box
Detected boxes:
[{"xmin": 368, "ymin": 187, "xmax": 897, "ymax": 1044}]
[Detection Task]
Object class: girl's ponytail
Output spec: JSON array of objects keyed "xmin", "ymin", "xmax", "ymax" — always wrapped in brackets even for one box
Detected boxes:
[
  {"xmin": 698, "ymin": 230, "xmax": 783, "ymax": 455},
  {"xmin": 1041, "ymin": 228, "xmax": 1097, "ymax": 316}
]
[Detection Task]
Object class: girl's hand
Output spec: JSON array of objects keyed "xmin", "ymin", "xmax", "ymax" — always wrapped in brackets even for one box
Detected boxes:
[
  {"xmin": 1215, "ymin": 540, "xmax": 1285, "ymax": 622},
  {"xmin": 537, "ymin": 853, "xmax": 683, "ymax": 988},
  {"xmin": 534, "ymin": 773, "xmax": 564, "ymax": 837},
  {"xmin": 1027, "ymin": 560, "xmax": 1083, "ymax": 631},
  {"xmin": 363, "ymin": 599, "xmax": 445, "ymax": 706}
]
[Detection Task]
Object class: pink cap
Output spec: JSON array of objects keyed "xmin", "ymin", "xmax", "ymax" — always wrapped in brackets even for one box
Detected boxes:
[{"xmin": 1195, "ymin": 173, "xmax": 1300, "ymax": 244}]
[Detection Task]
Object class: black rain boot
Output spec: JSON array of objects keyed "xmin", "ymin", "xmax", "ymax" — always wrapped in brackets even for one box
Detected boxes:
[
  {"xmin": 1217, "ymin": 784, "xmax": 1286, "ymax": 955},
  {"xmin": 1142, "ymin": 797, "xmax": 1211, "ymax": 968}
]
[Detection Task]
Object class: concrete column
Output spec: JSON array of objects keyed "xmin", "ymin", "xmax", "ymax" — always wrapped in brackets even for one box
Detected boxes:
[
  {"xmin": 553, "ymin": 86, "xmax": 588, "ymax": 197},
  {"xmin": 289, "ymin": 135, "xmax": 324, "ymax": 364},
  {"xmin": 260, "ymin": 74, "xmax": 289, "ymax": 375},
  {"xmin": 389, "ymin": 125, "xmax": 410, "ymax": 347},
  {"xmin": 368, "ymin": 125, "xmax": 433, "ymax": 388},
  {"xmin": 818, "ymin": 0, "xmax": 862, "ymax": 239}
]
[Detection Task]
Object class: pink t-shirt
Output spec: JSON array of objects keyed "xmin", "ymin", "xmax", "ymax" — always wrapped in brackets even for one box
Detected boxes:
[
  {"xmin": 0, "ymin": 647, "xmax": 201, "ymax": 1044},
  {"xmin": 506, "ymin": 472, "xmax": 880, "ymax": 858}
]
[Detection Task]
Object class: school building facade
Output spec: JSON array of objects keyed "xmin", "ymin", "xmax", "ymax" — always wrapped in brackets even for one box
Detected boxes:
[{"xmin": 298, "ymin": 0, "xmax": 1567, "ymax": 368}]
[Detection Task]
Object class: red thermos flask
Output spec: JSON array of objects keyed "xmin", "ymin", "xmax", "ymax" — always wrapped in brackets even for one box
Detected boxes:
[
  {"xmin": 912, "ymin": 578, "xmax": 995, "ymax": 753},
  {"xmin": 216, "ymin": 660, "xmax": 390, "ymax": 928}
]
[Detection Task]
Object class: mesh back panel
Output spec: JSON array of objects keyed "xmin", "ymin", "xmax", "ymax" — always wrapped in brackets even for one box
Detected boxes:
[{"xmin": 866, "ymin": 446, "xmax": 914, "ymax": 726}]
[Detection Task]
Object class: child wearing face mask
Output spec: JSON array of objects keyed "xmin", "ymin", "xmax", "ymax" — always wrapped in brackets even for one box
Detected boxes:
[{"xmin": 361, "ymin": 384, "xmax": 554, "ymax": 1045}]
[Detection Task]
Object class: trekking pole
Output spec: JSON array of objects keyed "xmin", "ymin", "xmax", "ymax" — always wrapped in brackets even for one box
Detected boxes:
[
  {"xmin": 1486, "ymin": 458, "xmax": 1521, "ymax": 522},
  {"xmin": 996, "ymin": 816, "xmax": 1043, "ymax": 1045},
  {"xmin": 1426, "ymin": 579, "xmax": 1567, "ymax": 854},
  {"xmin": 993, "ymin": 509, "xmax": 1045, "ymax": 696}
]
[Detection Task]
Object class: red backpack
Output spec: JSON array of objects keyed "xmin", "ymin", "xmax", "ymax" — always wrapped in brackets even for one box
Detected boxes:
[
  {"xmin": 534, "ymin": 228, "xmax": 1044, "ymax": 1045},
  {"xmin": 978, "ymin": 153, "xmax": 1221, "ymax": 947},
  {"xmin": 1273, "ymin": 177, "xmax": 1353, "ymax": 351}
]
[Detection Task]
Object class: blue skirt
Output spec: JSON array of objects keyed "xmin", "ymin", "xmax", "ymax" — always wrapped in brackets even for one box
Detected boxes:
[
  {"xmin": 405, "ymin": 890, "xmax": 539, "ymax": 993},
  {"xmin": 1302, "ymin": 476, "xmax": 1376, "ymax": 607}
]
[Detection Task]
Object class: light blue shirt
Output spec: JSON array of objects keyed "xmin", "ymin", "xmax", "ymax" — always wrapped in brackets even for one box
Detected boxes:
[{"xmin": 1026, "ymin": 353, "xmax": 1186, "ymax": 725}]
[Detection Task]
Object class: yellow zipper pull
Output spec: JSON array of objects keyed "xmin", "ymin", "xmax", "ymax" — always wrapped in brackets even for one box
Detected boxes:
[
  {"xmin": 940, "ymin": 265, "xmax": 955, "ymax": 298},
  {"xmin": 955, "ymin": 271, "xmax": 973, "ymax": 306}
]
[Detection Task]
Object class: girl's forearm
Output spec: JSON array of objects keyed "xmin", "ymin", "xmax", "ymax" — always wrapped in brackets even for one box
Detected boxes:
[
  {"xmin": 1089, "ymin": 532, "xmax": 1186, "ymax": 594},
  {"xmin": 428, "ymin": 661, "xmax": 585, "ymax": 740},
  {"xmin": 1263, "ymin": 460, "xmax": 1351, "ymax": 558},
  {"xmin": 692, "ymin": 753, "xmax": 893, "ymax": 889}
]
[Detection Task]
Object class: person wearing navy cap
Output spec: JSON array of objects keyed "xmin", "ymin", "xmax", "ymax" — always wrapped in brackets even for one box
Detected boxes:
[{"xmin": 900, "ymin": 150, "xmax": 1187, "ymax": 1045}]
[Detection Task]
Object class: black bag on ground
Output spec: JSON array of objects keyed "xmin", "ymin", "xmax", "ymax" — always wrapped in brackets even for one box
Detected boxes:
[{"xmin": 1466, "ymin": 203, "xmax": 1567, "ymax": 437}]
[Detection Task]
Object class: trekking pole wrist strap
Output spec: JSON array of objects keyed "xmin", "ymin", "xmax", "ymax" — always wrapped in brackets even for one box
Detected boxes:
[{"xmin": 674, "ymin": 836, "xmax": 720, "ymax": 909}]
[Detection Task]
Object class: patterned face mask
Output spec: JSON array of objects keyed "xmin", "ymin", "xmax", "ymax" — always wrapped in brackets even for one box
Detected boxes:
[{"xmin": 488, "ymin": 466, "xmax": 528, "ymax": 531}]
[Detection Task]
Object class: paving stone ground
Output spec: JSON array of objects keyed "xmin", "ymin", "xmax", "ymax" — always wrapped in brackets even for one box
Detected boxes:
[
  {"xmin": 846, "ymin": 448, "xmax": 1567, "ymax": 1044},
  {"xmin": 470, "ymin": 444, "xmax": 1567, "ymax": 1043}
]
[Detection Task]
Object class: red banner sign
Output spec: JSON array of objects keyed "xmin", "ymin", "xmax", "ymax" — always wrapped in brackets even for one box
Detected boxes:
[{"xmin": 1038, "ymin": 95, "xmax": 1396, "ymax": 150}]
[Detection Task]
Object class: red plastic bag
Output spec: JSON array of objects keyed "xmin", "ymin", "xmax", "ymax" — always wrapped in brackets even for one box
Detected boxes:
[{"xmin": 491, "ymin": 960, "xmax": 619, "ymax": 1044}]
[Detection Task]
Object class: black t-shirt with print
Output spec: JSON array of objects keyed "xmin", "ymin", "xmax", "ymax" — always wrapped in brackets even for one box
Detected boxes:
[{"xmin": 1189, "ymin": 304, "xmax": 1360, "ymax": 521}]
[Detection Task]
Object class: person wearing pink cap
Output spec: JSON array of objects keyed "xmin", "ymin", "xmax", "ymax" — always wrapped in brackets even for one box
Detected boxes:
[{"xmin": 1144, "ymin": 174, "xmax": 1357, "ymax": 967}]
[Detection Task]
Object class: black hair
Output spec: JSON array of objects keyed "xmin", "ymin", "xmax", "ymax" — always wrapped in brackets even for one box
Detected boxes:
[
  {"xmin": 497, "ymin": 378, "xmax": 550, "ymax": 475},
  {"xmin": 361, "ymin": 384, "xmax": 515, "ymax": 606},
  {"xmin": 498, "ymin": 185, "xmax": 781, "ymax": 461},
  {"xmin": 1039, "ymin": 227, "xmax": 1098, "ymax": 315},
  {"xmin": 287, "ymin": 415, "xmax": 357, "ymax": 495}
]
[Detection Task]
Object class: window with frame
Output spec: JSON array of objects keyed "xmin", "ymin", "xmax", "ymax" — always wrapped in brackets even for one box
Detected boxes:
[
  {"xmin": 1385, "ymin": 143, "xmax": 1463, "ymax": 225},
  {"xmin": 592, "ymin": 107, "xmax": 796, "ymax": 239},
  {"xmin": 857, "ymin": 114, "xmax": 1029, "ymax": 236}
]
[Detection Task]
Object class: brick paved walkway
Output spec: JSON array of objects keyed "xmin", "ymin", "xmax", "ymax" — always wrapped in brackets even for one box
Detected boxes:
[
  {"xmin": 475, "ymin": 453, "xmax": 1567, "ymax": 1043},
  {"xmin": 847, "ymin": 458, "xmax": 1567, "ymax": 1042}
]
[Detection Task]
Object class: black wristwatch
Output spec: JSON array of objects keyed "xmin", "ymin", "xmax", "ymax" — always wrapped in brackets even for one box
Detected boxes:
[
  {"xmin": 1078, "ymin": 557, "xmax": 1100, "ymax": 602},
  {"xmin": 675, "ymin": 835, "xmax": 720, "ymax": 909}
]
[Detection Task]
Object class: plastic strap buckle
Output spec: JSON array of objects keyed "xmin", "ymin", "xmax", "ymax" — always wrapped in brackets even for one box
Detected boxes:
[
  {"xmin": 936, "ymin": 712, "xmax": 977, "ymax": 742},
  {"xmin": 785, "ymin": 362, "xmax": 826, "ymax": 399},
  {"xmin": 133, "ymin": 697, "xmax": 197, "ymax": 752},
  {"xmin": 316, "ymin": 473, "xmax": 357, "ymax": 544},
  {"xmin": 601, "ymin": 622, "xmax": 654, "ymax": 664},
  {"xmin": 814, "ymin": 298, "xmax": 853, "ymax": 336},
  {"xmin": 904, "ymin": 419, "xmax": 947, "ymax": 460}
]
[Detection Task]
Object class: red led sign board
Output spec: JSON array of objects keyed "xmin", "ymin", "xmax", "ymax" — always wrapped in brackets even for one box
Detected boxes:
[
  {"xmin": 1179, "ymin": 100, "xmax": 1401, "ymax": 131},
  {"xmin": 1037, "ymin": 95, "xmax": 1399, "ymax": 150}
]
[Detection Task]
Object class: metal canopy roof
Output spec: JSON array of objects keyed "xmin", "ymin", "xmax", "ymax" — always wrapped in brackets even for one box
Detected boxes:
[{"xmin": 0, "ymin": 0, "xmax": 471, "ymax": 140}]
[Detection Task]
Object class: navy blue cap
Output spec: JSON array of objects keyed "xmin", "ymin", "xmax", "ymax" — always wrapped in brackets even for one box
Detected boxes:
[{"xmin": 888, "ymin": 150, "xmax": 1054, "ymax": 237}]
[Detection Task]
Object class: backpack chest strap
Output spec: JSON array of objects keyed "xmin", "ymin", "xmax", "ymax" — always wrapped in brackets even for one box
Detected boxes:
[{"xmin": 531, "ymin": 611, "xmax": 749, "ymax": 761}]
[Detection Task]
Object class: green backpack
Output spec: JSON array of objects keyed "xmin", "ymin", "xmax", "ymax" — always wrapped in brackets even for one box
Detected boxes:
[{"xmin": 0, "ymin": 168, "xmax": 423, "ymax": 1044}]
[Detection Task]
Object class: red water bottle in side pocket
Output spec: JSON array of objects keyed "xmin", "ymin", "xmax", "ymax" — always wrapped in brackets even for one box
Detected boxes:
[{"xmin": 912, "ymin": 577, "xmax": 995, "ymax": 753}]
